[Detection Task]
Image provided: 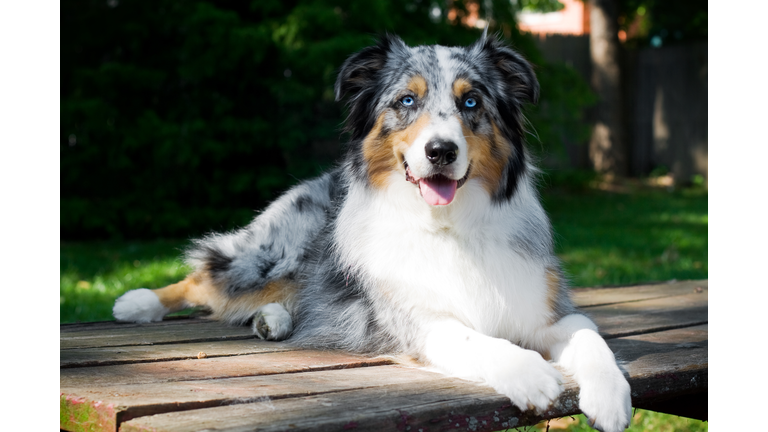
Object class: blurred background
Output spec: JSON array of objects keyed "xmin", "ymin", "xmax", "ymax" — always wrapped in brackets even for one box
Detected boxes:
[
  {"xmin": 60, "ymin": 0, "xmax": 708, "ymax": 312},
  {"xmin": 61, "ymin": 0, "xmax": 706, "ymax": 240},
  {"xmin": 60, "ymin": 1, "xmax": 707, "ymax": 429}
]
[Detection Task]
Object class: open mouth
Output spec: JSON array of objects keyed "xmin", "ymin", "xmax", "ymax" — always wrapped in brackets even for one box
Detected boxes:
[{"xmin": 404, "ymin": 161, "xmax": 470, "ymax": 206}]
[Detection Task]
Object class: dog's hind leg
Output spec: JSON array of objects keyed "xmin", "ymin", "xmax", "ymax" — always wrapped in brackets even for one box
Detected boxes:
[
  {"xmin": 112, "ymin": 270, "xmax": 219, "ymax": 324},
  {"xmin": 113, "ymin": 270, "xmax": 299, "ymax": 340},
  {"xmin": 113, "ymin": 169, "xmax": 341, "ymax": 335},
  {"xmin": 113, "ymin": 269, "xmax": 237, "ymax": 324}
]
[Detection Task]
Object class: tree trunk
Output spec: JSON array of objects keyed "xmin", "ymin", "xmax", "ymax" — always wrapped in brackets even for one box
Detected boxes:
[{"xmin": 588, "ymin": 0, "xmax": 627, "ymax": 177}]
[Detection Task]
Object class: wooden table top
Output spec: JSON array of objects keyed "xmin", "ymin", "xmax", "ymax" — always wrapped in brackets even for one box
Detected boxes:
[{"xmin": 60, "ymin": 280, "xmax": 708, "ymax": 432}]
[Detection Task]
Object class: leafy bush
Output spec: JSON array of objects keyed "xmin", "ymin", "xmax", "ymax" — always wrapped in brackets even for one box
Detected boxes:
[{"xmin": 61, "ymin": 0, "xmax": 594, "ymax": 239}]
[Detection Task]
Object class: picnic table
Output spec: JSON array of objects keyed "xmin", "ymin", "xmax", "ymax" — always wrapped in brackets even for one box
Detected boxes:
[{"xmin": 60, "ymin": 279, "xmax": 708, "ymax": 432}]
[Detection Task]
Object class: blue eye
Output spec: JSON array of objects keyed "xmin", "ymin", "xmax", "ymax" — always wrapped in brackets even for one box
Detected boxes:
[
  {"xmin": 464, "ymin": 98, "xmax": 477, "ymax": 108},
  {"xmin": 400, "ymin": 96, "xmax": 415, "ymax": 107}
]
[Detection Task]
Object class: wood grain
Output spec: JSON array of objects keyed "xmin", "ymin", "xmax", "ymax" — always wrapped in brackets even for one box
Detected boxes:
[
  {"xmin": 588, "ymin": 289, "xmax": 707, "ymax": 338},
  {"xmin": 61, "ymin": 320, "xmax": 256, "ymax": 350},
  {"xmin": 118, "ymin": 326, "xmax": 706, "ymax": 432},
  {"xmin": 60, "ymin": 314, "xmax": 211, "ymax": 333},
  {"xmin": 61, "ymin": 339, "xmax": 296, "ymax": 368},
  {"xmin": 572, "ymin": 280, "xmax": 707, "ymax": 308},
  {"xmin": 63, "ymin": 366, "xmax": 444, "ymax": 426},
  {"xmin": 61, "ymin": 350, "xmax": 393, "ymax": 387}
]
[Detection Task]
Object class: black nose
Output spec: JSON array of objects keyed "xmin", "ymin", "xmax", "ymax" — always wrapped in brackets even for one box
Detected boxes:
[{"xmin": 425, "ymin": 139, "xmax": 458, "ymax": 166}]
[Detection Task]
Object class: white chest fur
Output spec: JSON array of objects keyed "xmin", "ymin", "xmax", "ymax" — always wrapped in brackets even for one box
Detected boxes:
[{"xmin": 334, "ymin": 175, "xmax": 553, "ymax": 345}]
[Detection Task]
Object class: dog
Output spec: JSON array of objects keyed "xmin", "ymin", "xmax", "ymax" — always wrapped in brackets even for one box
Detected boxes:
[{"xmin": 113, "ymin": 33, "xmax": 632, "ymax": 432}]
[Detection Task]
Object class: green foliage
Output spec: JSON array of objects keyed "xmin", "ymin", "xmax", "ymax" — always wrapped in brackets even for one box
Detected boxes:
[
  {"xmin": 619, "ymin": 0, "xmax": 707, "ymax": 47},
  {"xmin": 61, "ymin": 0, "xmax": 595, "ymax": 239},
  {"xmin": 525, "ymin": 63, "xmax": 596, "ymax": 161},
  {"xmin": 540, "ymin": 168, "xmax": 602, "ymax": 192},
  {"xmin": 519, "ymin": 0, "xmax": 565, "ymax": 13}
]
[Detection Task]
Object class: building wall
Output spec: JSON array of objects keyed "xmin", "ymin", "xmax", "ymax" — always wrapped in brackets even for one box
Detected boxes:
[{"xmin": 518, "ymin": 0, "xmax": 589, "ymax": 35}]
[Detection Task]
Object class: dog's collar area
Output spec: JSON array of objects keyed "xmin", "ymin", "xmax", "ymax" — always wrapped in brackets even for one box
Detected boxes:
[{"xmin": 404, "ymin": 161, "xmax": 471, "ymax": 189}]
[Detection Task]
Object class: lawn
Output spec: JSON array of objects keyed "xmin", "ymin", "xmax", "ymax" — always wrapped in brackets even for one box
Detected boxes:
[
  {"xmin": 543, "ymin": 184, "xmax": 707, "ymax": 287},
  {"xmin": 59, "ymin": 180, "xmax": 707, "ymax": 432},
  {"xmin": 60, "ymin": 239, "xmax": 192, "ymax": 323}
]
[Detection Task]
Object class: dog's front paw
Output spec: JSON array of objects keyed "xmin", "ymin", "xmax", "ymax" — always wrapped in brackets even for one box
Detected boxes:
[
  {"xmin": 578, "ymin": 367, "xmax": 632, "ymax": 432},
  {"xmin": 113, "ymin": 288, "xmax": 169, "ymax": 323},
  {"xmin": 487, "ymin": 348, "xmax": 563, "ymax": 413},
  {"xmin": 252, "ymin": 303, "xmax": 293, "ymax": 341}
]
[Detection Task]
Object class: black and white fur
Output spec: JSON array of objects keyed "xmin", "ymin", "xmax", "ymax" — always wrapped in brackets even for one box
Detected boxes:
[{"xmin": 114, "ymin": 34, "xmax": 632, "ymax": 432}]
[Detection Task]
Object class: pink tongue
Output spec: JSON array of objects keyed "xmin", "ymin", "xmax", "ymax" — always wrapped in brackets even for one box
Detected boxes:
[{"xmin": 419, "ymin": 177, "xmax": 458, "ymax": 206}]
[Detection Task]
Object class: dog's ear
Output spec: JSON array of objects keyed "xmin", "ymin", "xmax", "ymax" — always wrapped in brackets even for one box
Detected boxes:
[
  {"xmin": 335, "ymin": 34, "xmax": 406, "ymax": 102},
  {"xmin": 472, "ymin": 37, "xmax": 539, "ymax": 105},
  {"xmin": 335, "ymin": 34, "xmax": 407, "ymax": 139},
  {"xmin": 470, "ymin": 36, "xmax": 538, "ymax": 202}
]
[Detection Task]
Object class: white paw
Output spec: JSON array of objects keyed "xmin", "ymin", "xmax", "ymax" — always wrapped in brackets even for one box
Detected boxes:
[
  {"xmin": 252, "ymin": 303, "xmax": 293, "ymax": 341},
  {"xmin": 113, "ymin": 288, "xmax": 169, "ymax": 323},
  {"xmin": 487, "ymin": 348, "xmax": 563, "ymax": 413},
  {"xmin": 578, "ymin": 366, "xmax": 632, "ymax": 432}
]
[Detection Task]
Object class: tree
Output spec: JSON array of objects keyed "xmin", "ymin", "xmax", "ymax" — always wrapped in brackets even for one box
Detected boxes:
[
  {"xmin": 61, "ymin": 0, "xmax": 594, "ymax": 239},
  {"xmin": 585, "ymin": 0, "xmax": 707, "ymax": 177},
  {"xmin": 588, "ymin": 0, "xmax": 628, "ymax": 177}
]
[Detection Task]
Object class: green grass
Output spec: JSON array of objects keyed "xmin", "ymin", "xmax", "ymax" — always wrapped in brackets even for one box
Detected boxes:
[
  {"xmin": 520, "ymin": 410, "xmax": 707, "ymax": 431},
  {"xmin": 60, "ymin": 183, "xmax": 707, "ymax": 431},
  {"xmin": 60, "ymin": 239, "xmax": 192, "ymax": 323},
  {"xmin": 543, "ymin": 186, "xmax": 708, "ymax": 287}
]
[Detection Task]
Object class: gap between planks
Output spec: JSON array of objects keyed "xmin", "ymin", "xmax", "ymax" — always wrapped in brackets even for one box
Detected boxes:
[
  {"xmin": 61, "ymin": 350, "xmax": 396, "ymax": 387},
  {"xmin": 60, "ymin": 339, "xmax": 301, "ymax": 369},
  {"xmin": 60, "ymin": 321, "xmax": 258, "ymax": 350}
]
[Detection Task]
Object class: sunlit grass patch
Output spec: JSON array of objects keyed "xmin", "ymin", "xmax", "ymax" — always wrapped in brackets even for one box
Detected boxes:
[
  {"xmin": 60, "ymin": 240, "xmax": 192, "ymax": 323},
  {"xmin": 543, "ymin": 187, "xmax": 707, "ymax": 287}
]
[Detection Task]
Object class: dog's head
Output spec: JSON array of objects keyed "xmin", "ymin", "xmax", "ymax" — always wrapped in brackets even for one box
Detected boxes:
[{"xmin": 336, "ymin": 34, "xmax": 539, "ymax": 206}]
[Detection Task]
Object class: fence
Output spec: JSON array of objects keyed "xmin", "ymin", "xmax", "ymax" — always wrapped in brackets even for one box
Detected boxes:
[{"xmin": 535, "ymin": 34, "xmax": 708, "ymax": 182}]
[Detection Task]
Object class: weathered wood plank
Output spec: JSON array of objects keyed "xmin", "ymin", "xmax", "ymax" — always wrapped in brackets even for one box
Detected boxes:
[
  {"xmin": 61, "ymin": 339, "xmax": 296, "ymax": 368},
  {"xmin": 590, "ymin": 288, "xmax": 707, "ymax": 338},
  {"xmin": 62, "ymin": 326, "xmax": 706, "ymax": 432},
  {"xmin": 117, "ymin": 325, "xmax": 706, "ymax": 432},
  {"xmin": 61, "ymin": 320, "xmax": 256, "ymax": 350},
  {"xmin": 118, "ymin": 378, "xmax": 555, "ymax": 432},
  {"xmin": 572, "ymin": 280, "xmax": 707, "ymax": 308},
  {"xmin": 614, "ymin": 325, "xmax": 707, "ymax": 406},
  {"xmin": 60, "ymin": 281, "xmax": 708, "ymax": 432},
  {"xmin": 61, "ymin": 350, "xmax": 393, "ymax": 388},
  {"xmin": 62, "ymin": 366, "xmax": 444, "ymax": 428},
  {"xmin": 60, "ymin": 314, "xmax": 210, "ymax": 333},
  {"xmin": 60, "ymin": 286, "xmax": 707, "ymax": 358}
]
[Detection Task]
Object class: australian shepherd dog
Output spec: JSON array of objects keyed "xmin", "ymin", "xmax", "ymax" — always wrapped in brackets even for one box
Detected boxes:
[{"xmin": 113, "ymin": 34, "xmax": 631, "ymax": 431}]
